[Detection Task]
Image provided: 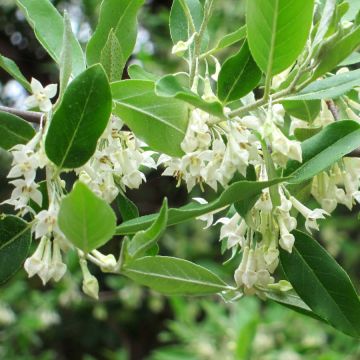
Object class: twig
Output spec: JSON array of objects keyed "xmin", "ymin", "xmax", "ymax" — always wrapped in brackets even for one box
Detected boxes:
[
  {"xmin": 325, "ymin": 100, "xmax": 340, "ymax": 120},
  {"xmin": 0, "ymin": 105, "xmax": 43, "ymax": 124}
]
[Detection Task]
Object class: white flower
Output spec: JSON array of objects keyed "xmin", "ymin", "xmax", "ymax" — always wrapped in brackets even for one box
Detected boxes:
[
  {"xmin": 216, "ymin": 213, "xmax": 247, "ymax": 249},
  {"xmin": 242, "ymin": 249, "xmax": 258, "ymax": 288},
  {"xmin": 290, "ymin": 196, "xmax": 328, "ymax": 232},
  {"xmin": 25, "ymin": 78, "xmax": 57, "ymax": 112},
  {"xmin": 263, "ymin": 120, "xmax": 302, "ymax": 166},
  {"xmin": 255, "ymin": 190, "xmax": 273, "ymax": 213},
  {"xmin": 181, "ymin": 109, "xmax": 211, "ymax": 153},
  {"xmin": 37, "ymin": 237, "xmax": 54, "ymax": 285},
  {"xmin": 171, "ymin": 33, "xmax": 196, "ymax": 56},
  {"xmin": 234, "ymin": 246, "xmax": 249, "ymax": 287},
  {"xmin": 50, "ymin": 239, "xmax": 67, "ymax": 282},
  {"xmin": 210, "ymin": 55, "xmax": 221, "ymax": 82},
  {"xmin": 91, "ymin": 250, "xmax": 117, "ymax": 273},
  {"xmin": 80, "ymin": 259, "xmax": 99, "ymax": 300},
  {"xmin": 277, "ymin": 215, "xmax": 295, "ymax": 253},
  {"xmin": 192, "ymin": 198, "xmax": 214, "ymax": 229},
  {"xmin": 3, "ymin": 179, "xmax": 42, "ymax": 211},
  {"xmin": 33, "ymin": 203, "xmax": 59, "ymax": 239},
  {"xmin": 24, "ymin": 236, "xmax": 47, "ymax": 277},
  {"xmin": 7, "ymin": 144, "xmax": 39, "ymax": 183}
]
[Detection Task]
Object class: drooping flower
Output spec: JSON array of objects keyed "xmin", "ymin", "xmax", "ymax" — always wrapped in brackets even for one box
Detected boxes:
[
  {"xmin": 3, "ymin": 178, "xmax": 42, "ymax": 211},
  {"xmin": 80, "ymin": 259, "xmax": 99, "ymax": 300},
  {"xmin": 290, "ymin": 196, "xmax": 328, "ymax": 232}
]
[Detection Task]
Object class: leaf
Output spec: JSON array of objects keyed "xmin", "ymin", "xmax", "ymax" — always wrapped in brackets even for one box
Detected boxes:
[
  {"xmin": 264, "ymin": 289, "xmax": 325, "ymax": 322},
  {"xmin": 285, "ymin": 120, "xmax": 360, "ymax": 183},
  {"xmin": 127, "ymin": 199, "xmax": 168, "ymax": 259},
  {"xmin": 86, "ymin": 0, "xmax": 144, "ymax": 75},
  {"xmin": 170, "ymin": 0, "xmax": 208, "ymax": 51},
  {"xmin": 247, "ymin": 0, "xmax": 314, "ymax": 76},
  {"xmin": 116, "ymin": 193, "xmax": 139, "ymax": 222},
  {"xmin": 59, "ymin": 11, "xmax": 73, "ymax": 101},
  {"xmin": 123, "ymin": 256, "xmax": 231, "ymax": 295},
  {"xmin": 313, "ymin": 25, "xmax": 360, "ymax": 79},
  {"xmin": 58, "ymin": 182, "xmax": 116, "ymax": 253},
  {"xmin": 282, "ymin": 100, "xmax": 321, "ymax": 122},
  {"xmin": 339, "ymin": 51, "xmax": 360, "ymax": 66},
  {"xmin": 100, "ymin": 29, "xmax": 124, "ymax": 82},
  {"xmin": 16, "ymin": 0, "xmax": 85, "ymax": 76},
  {"xmin": 294, "ymin": 127, "xmax": 321, "ymax": 141},
  {"xmin": 111, "ymin": 80, "xmax": 188, "ymax": 157},
  {"xmin": 0, "ymin": 148, "xmax": 13, "ymax": 180},
  {"xmin": 45, "ymin": 64, "xmax": 112, "ymax": 169},
  {"xmin": 116, "ymin": 178, "xmax": 284, "ymax": 235},
  {"xmin": 217, "ymin": 41, "xmax": 262, "ymax": 104},
  {"xmin": 0, "ymin": 215, "xmax": 31, "ymax": 284},
  {"xmin": 127, "ymin": 64, "xmax": 159, "ymax": 81},
  {"xmin": 0, "ymin": 111, "xmax": 35, "ymax": 150},
  {"xmin": 344, "ymin": 0, "xmax": 360, "ymax": 21},
  {"xmin": 235, "ymin": 317, "xmax": 258, "ymax": 360},
  {"xmin": 280, "ymin": 230, "xmax": 360, "ymax": 337},
  {"xmin": 312, "ymin": 0, "xmax": 336, "ymax": 50},
  {"xmin": 285, "ymin": 69, "xmax": 360, "ymax": 101},
  {"xmin": 0, "ymin": 55, "xmax": 31, "ymax": 92},
  {"xmin": 214, "ymin": 25, "xmax": 247, "ymax": 52},
  {"xmin": 155, "ymin": 74, "xmax": 224, "ymax": 117}
]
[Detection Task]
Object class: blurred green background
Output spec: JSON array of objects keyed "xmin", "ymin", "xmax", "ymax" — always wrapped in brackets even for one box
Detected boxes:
[{"xmin": 0, "ymin": 1, "xmax": 360, "ymax": 359}]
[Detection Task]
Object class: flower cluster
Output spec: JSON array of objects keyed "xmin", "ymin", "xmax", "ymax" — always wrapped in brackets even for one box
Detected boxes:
[
  {"xmin": 311, "ymin": 159, "xmax": 360, "ymax": 213},
  {"xmin": 78, "ymin": 116, "xmax": 156, "ymax": 202},
  {"xmin": 159, "ymin": 108, "xmax": 260, "ymax": 192}
]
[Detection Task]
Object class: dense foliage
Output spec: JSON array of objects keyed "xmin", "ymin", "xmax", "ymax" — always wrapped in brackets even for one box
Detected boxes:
[{"xmin": 1, "ymin": 0, "xmax": 360, "ymax": 358}]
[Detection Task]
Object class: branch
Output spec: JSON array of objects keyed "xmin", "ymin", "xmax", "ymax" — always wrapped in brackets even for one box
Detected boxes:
[
  {"xmin": 0, "ymin": 105, "xmax": 43, "ymax": 124},
  {"xmin": 325, "ymin": 100, "xmax": 340, "ymax": 121}
]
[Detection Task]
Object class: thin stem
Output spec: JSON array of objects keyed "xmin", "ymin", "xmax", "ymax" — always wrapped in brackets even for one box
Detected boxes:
[
  {"xmin": 189, "ymin": 0, "xmax": 215, "ymax": 86},
  {"xmin": 179, "ymin": 0, "xmax": 197, "ymax": 34},
  {"xmin": 0, "ymin": 105, "xmax": 43, "ymax": 124}
]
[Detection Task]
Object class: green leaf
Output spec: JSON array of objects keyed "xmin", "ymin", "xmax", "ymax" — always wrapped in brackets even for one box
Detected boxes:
[
  {"xmin": 264, "ymin": 289, "xmax": 325, "ymax": 322},
  {"xmin": 45, "ymin": 64, "xmax": 112, "ymax": 169},
  {"xmin": 294, "ymin": 127, "xmax": 321, "ymax": 141},
  {"xmin": 217, "ymin": 41, "xmax": 262, "ymax": 104},
  {"xmin": 0, "ymin": 55, "xmax": 31, "ymax": 92},
  {"xmin": 344, "ymin": 0, "xmax": 360, "ymax": 21},
  {"xmin": 100, "ymin": 29, "xmax": 124, "ymax": 82},
  {"xmin": 86, "ymin": 0, "xmax": 144, "ymax": 75},
  {"xmin": 58, "ymin": 11, "xmax": 73, "ymax": 101},
  {"xmin": 312, "ymin": 0, "xmax": 336, "ymax": 50},
  {"xmin": 280, "ymin": 230, "xmax": 360, "ymax": 337},
  {"xmin": 16, "ymin": 0, "xmax": 85, "ymax": 76},
  {"xmin": 213, "ymin": 25, "xmax": 247, "ymax": 52},
  {"xmin": 0, "ymin": 148, "xmax": 13, "ymax": 180},
  {"xmin": 116, "ymin": 178, "xmax": 284, "ymax": 235},
  {"xmin": 285, "ymin": 120, "xmax": 360, "ymax": 183},
  {"xmin": 127, "ymin": 199, "xmax": 168, "ymax": 259},
  {"xmin": 111, "ymin": 80, "xmax": 188, "ymax": 157},
  {"xmin": 247, "ymin": 0, "xmax": 314, "ymax": 76},
  {"xmin": 128, "ymin": 64, "xmax": 159, "ymax": 81},
  {"xmin": 0, "ymin": 112, "xmax": 35, "ymax": 150},
  {"xmin": 155, "ymin": 74, "xmax": 224, "ymax": 117},
  {"xmin": 282, "ymin": 100, "xmax": 321, "ymax": 122},
  {"xmin": 117, "ymin": 193, "xmax": 139, "ymax": 222},
  {"xmin": 0, "ymin": 215, "xmax": 31, "ymax": 284},
  {"xmin": 286, "ymin": 69, "xmax": 360, "ymax": 101},
  {"xmin": 339, "ymin": 51, "xmax": 360, "ymax": 66},
  {"xmin": 313, "ymin": 25, "xmax": 360, "ymax": 79},
  {"xmin": 235, "ymin": 317, "xmax": 258, "ymax": 360},
  {"xmin": 58, "ymin": 182, "xmax": 116, "ymax": 253},
  {"xmin": 170, "ymin": 0, "xmax": 208, "ymax": 51},
  {"xmin": 123, "ymin": 256, "xmax": 231, "ymax": 295}
]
